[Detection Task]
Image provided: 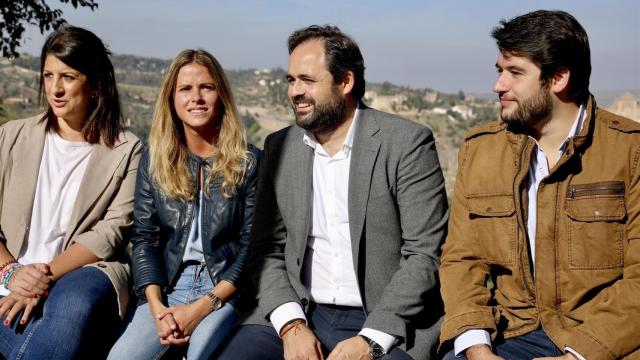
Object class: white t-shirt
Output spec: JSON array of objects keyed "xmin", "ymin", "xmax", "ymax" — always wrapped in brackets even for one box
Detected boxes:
[{"xmin": 18, "ymin": 130, "xmax": 93, "ymax": 264}]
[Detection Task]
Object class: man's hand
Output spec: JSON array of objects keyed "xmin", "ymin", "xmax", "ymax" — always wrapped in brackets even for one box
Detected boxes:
[
  {"xmin": 326, "ymin": 336, "xmax": 371, "ymax": 360},
  {"xmin": 0, "ymin": 291, "xmax": 41, "ymax": 326},
  {"xmin": 534, "ymin": 353, "xmax": 578, "ymax": 360},
  {"xmin": 282, "ymin": 322, "xmax": 324, "ymax": 360},
  {"xmin": 7, "ymin": 263, "xmax": 51, "ymax": 298},
  {"xmin": 466, "ymin": 344, "xmax": 504, "ymax": 360}
]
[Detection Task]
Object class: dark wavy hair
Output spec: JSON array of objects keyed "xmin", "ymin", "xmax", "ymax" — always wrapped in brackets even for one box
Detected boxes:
[
  {"xmin": 39, "ymin": 25, "xmax": 124, "ymax": 147},
  {"xmin": 288, "ymin": 25, "xmax": 366, "ymax": 100},
  {"xmin": 492, "ymin": 10, "xmax": 591, "ymax": 104}
]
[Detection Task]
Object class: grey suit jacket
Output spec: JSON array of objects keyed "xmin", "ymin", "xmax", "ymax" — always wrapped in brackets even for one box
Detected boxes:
[
  {"xmin": 243, "ymin": 105, "xmax": 448, "ymax": 359},
  {"xmin": 0, "ymin": 114, "xmax": 142, "ymax": 317}
]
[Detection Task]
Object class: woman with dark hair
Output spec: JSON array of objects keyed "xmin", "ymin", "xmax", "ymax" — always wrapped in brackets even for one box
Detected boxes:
[
  {"xmin": 108, "ymin": 49, "xmax": 259, "ymax": 360},
  {"xmin": 0, "ymin": 26, "xmax": 141, "ymax": 359}
]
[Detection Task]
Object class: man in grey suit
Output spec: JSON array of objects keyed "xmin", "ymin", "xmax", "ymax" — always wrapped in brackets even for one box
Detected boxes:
[{"xmin": 217, "ymin": 25, "xmax": 448, "ymax": 360}]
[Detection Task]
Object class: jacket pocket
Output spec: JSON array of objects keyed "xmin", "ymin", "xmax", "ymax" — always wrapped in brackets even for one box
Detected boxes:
[
  {"xmin": 467, "ymin": 193, "xmax": 517, "ymax": 265},
  {"xmin": 565, "ymin": 181, "xmax": 626, "ymax": 269}
]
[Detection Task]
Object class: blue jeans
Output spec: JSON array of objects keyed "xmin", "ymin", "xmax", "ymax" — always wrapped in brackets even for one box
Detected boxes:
[
  {"xmin": 442, "ymin": 328, "xmax": 563, "ymax": 360},
  {"xmin": 108, "ymin": 262, "xmax": 239, "ymax": 360},
  {"xmin": 216, "ymin": 303, "xmax": 412, "ymax": 360},
  {"xmin": 0, "ymin": 267, "xmax": 119, "ymax": 360}
]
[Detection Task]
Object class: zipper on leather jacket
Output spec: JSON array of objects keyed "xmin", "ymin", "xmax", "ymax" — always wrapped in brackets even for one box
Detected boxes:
[
  {"xmin": 567, "ymin": 181, "xmax": 624, "ymax": 198},
  {"xmin": 168, "ymin": 160, "xmax": 202, "ymax": 288}
]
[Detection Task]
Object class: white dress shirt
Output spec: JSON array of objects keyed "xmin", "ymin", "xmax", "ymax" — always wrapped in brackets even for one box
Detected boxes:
[
  {"xmin": 269, "ymin": 105, "xmax": 396, "ymax": 352},
  {"xmin": 454, "ymin": 105, "xmax": 586, "ymax": 360}
]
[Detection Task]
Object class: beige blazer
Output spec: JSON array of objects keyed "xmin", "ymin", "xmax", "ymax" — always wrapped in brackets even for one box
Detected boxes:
[{"xmin": 0, "ymin": 114, "xmax": 142, "ymax": 317}]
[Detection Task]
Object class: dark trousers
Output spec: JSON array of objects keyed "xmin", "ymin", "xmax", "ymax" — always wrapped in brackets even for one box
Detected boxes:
[
  {"xmin": 216, "ymin": 303, "xmax": 412, "ymax": 359},
  {"xmin": 0, "ymin": 267, "xmax": 119, "ymax": 360},
  {"xmin": 442, "ymin": 328, "xmax": 563, "ymax": 360}
]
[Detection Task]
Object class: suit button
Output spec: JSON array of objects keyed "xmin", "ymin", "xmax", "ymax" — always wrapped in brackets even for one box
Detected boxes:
[
  {"xmin": 97, "ymin": 263, "xmax": 107, "ymax": 268},
  {"xmin": 301, "ymin": 298, "xmax": 308, "ymax": 306}
]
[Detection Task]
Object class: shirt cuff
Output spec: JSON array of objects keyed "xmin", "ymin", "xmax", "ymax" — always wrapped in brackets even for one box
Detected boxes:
[
  {"xmin": 359, "ymin": 328, "xmax": 396, "ymax": 354},
  {"xmin": 269, "ymin": 302, "xmax": 307, "ymax": 336},
  {"xmin": 454, "ymin": 329, "xmax": 492, "ymax": 357},
  {"xmin": 564, "ymin": 347, "xmax": 586, "ymax": 360}
]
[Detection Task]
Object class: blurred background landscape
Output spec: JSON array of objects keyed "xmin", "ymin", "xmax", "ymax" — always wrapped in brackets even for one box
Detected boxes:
[{"xmin": 1, "ymin": 0, "xmax": 638, "ymax": 194}]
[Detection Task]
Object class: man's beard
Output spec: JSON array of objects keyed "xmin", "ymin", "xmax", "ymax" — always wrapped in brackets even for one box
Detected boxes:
[
  {"xmin": 501, "ymin": 85, "xmax": 553, "ymax": 128},
  {"xmin": 292, "ymin": 91, "xmax": 346, "ymax": 135}
]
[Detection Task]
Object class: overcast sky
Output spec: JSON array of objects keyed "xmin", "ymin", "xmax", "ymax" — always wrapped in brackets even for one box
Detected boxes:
[{"xmin": 18, "ymin": 0, "xmax": 640, "ymax": 93}]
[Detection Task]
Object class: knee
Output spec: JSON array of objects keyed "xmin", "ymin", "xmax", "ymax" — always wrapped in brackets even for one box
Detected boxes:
[{"xmin": 45, "ymin": 268, "xmax": 115, "ymax": 320}]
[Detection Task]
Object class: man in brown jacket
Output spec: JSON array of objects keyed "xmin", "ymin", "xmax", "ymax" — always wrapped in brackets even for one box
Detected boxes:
[{"xmin": 440, "ymin": 10, "xmax": 640, "ymax": 360}]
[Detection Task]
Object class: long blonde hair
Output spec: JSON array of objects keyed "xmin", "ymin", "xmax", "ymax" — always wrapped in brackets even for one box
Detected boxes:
[{"xmin": 149, "ymin": 49, "xmax": 249, "ymax": 200}]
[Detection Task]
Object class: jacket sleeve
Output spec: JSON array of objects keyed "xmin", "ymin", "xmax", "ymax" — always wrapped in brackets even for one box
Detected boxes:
[
  {"xmin": 218, "ymin": 146, "xmax": 261, "ymax": 285},
  {"xmin": 567, "ymin": 145, "xmax": 640, "ymax": 359},
  {"xmin": 72, "ymin": 140, "xmax": 143, "ymax": 259},
  {"xmin": 439, "ymin": 140, "xmax": 499, "ymax": 348},
  {"xmin": 130, "ymin": 149, "xmax": 168, "ymax": 298},
  {"xmin": 245, "ymin": 134, "xmax": 302, "ymax": 318},
  {"xmin": 361, "ymin": 126, "xmax": 449, "ymax": 338}
]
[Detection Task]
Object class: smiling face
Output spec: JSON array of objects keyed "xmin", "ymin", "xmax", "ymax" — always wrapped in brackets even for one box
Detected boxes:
[
  {"xmin": 493, "ymin": 52, "xmax": 552, "ymax": 127},
  {"xmin": 43, "ymin": 54, "xmax": 92, "ymax": 125},
  {"xmin": 173, "ymin": 62, "xmax": 220, "ymax": 134},
  {"xmin": 287, "ymin": 39, "xmax": 346, "ymax": 134}
]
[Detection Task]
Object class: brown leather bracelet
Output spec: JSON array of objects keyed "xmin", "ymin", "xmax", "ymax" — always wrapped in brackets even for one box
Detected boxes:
[{"xmin": 279, "ymin": 318, "xmax": 305, "ymax": 338}]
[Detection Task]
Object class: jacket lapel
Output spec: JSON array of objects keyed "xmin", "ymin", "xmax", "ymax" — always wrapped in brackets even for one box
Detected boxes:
[
  {"xmin": 63, "ymin": 137, "xmax": 128, "ymax": 246},
  {"xmin": 286, "ymin": 129, "xmax": 314, "ymax": 265},
  {"xmin": 6, "ymin": 118, "xmax": 47, "ymax": 254},
  {"xmin": 348, "ymin": 108, "xmax": 381, "ymax": 270}
]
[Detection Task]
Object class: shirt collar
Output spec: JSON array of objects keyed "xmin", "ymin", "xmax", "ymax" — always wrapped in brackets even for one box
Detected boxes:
[
  {"xmin": 302, "ymin": 101, "xmax": 361, "ymax": 156},
  {"xmin": 558, "ymin": 103, "xmax": 586, "ymax": 153}
]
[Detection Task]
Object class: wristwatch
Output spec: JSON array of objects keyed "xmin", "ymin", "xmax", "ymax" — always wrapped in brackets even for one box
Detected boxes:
[
  {"xmin": 206, "ymin": 292, "xmax": 223, "ymax": 311},
  {"xmin": 359, "ymin": 335, "xmax": 386, "ymax": 359}
]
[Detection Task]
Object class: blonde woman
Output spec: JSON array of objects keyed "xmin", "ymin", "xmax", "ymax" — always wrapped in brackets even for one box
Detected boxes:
[{"xmin": 108, "ymin": 49, "xmax": 260, "ymax": 359}]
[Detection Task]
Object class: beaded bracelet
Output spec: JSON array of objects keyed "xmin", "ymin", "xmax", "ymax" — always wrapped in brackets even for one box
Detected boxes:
[
  {"xmin": 0, "ymin": 262, "xmax": 23, "ymax": 287},
  {"xmin": 0, "ymin": 260, "xmax": 17, "ymax": 271}
]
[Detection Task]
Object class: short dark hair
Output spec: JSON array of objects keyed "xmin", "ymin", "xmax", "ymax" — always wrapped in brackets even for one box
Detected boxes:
[
  {"xmin": 492, "ymin": 10, "xmax": 591, "ymax": 104},
  {"xmin": 288, "ymin": 25, "xmax": 366, "ymax": 100},
  {"xmin": 39, "ymin": 25, "xmax": 124, "ymax": 147}
]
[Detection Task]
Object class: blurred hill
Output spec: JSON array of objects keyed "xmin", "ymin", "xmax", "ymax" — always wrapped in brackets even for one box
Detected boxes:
[{"xmin": 1, "ymin": 53, "xmax": 636, "ymax": 196}]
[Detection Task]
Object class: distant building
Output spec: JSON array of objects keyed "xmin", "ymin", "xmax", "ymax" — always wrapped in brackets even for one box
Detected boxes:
[
  {"xmin": 424, "ymin": 91, "xmax": 438, "ymax": 103},
  {"xmin": 609, "ymin": 92, "xmax": 640, "ymax": 123},
  {"xmin": 364, "ymin": 91, "xmax": 407, "ymax": 113},
  {"xmin": 452, "ymin": 104, "xmax": 475, "ymax": 120}
]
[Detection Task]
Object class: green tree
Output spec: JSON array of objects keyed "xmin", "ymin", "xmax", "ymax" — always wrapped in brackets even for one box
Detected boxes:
[
  {"xmin": 0, "ymin": 0, "xmax": 98, "ymax": 58},
  {"xmin": 0, "ymin": 105, "xmax": 9, "ymax": 125}
]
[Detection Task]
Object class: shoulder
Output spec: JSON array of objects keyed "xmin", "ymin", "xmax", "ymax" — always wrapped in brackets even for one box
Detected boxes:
[
  {"xmin": 264, "ymin": 125, "xmax": 296, "ymax": 144},
  {"xmin": 0, "ymin": 114, "xmax": 43, "ymax": 136},
  {"xmin": 463, "ymin": 119, "xmax": 507, "ymax": 141},
  {"xmin": 246, "ymin": 143, "xmax": 262, "ymax": 170},
  {"xmin": 594, "ymin": 108, "xmax": 640, "ymax": 134},
  {"xmin": 363, "ymin": 106, "xmax": 432, "ymax": 136},
  {"xmin": 0, "ymin": 114, "xmax": 45, "ymax": 152},
  {"xmin": 117, "ymin": 130, "xmax": 142, "ymax": 147}
]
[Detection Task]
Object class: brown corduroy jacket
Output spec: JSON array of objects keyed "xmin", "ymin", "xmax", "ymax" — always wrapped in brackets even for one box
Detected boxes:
[{"xmin": 439, "ymin": 96, "xmax": 640, "ymax": 359}]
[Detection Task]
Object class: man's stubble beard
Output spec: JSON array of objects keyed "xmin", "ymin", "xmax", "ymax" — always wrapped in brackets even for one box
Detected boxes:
[
  {"xmin": 293, "ymin": 90, "xmax": 347, "ymax": 135},
  {"xmin": 501, "ymin": 84, "xmax": 553, "ymax": 129}
]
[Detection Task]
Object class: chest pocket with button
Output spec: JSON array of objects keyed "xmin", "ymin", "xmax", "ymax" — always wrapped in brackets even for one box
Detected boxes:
[
  {"xmin": 467, "ymin": 193, "xmax": 517, "ymax": 265},
  {"xmin": 565, "ymin": 181, "xmax": 626, "ymax": 269}
]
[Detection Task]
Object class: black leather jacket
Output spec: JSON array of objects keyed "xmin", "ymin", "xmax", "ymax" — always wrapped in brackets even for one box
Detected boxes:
[{"xmin": 131, "ymin": 145, "xmax": 260, "ymax": 304}]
